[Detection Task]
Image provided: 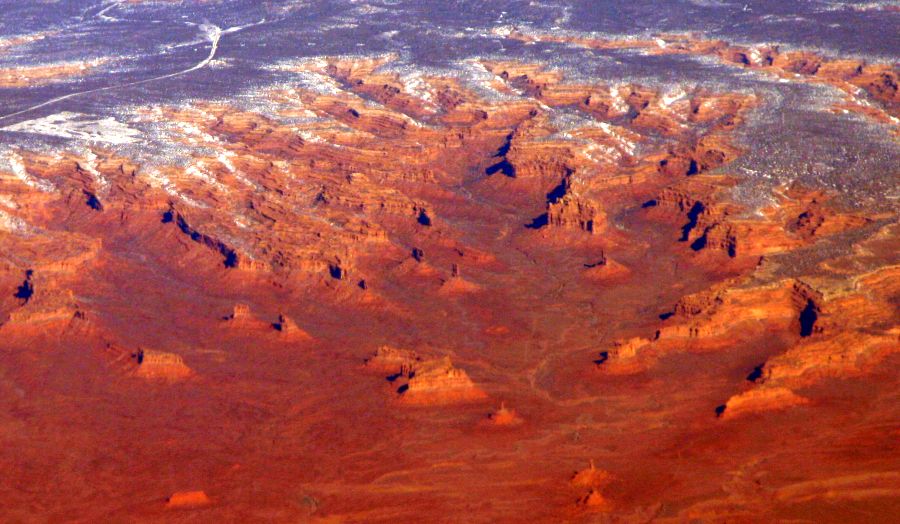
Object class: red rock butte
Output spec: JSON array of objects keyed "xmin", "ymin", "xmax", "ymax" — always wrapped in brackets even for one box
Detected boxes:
[{"xmin": 165, "ymin": 490, "xmax": 212, "ymax": 510}]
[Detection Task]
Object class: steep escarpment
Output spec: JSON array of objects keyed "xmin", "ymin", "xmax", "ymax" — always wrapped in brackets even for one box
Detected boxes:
[
  {"xmin": 719, "ymin": 253, "xmax": 900, "ymax": 419},
  {"xmin": 503, "ymin": 29, "xmax": 900, "ymax": 120},
  {"xmin": 597, "ymin": 278, "xmax": 825, "ymax": 375}
]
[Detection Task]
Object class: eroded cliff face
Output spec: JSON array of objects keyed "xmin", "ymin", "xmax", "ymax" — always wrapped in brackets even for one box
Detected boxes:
[
  {"xmin": 0, "ymin": 48, "xmax": 897, "ymax": 522},
  {"xmin": 505, "ymin": 29, "xmax": 900, "ymax": 123}
]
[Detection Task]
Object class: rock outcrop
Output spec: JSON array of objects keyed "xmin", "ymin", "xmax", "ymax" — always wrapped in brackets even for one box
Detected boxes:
[
  {"xmin": 165, "ymin": 490, "xmax": 212, "ymax": 510},
  {"xmin": 505, "ymin": 30, "xmax": 900, "ymax": 118},
  {"xmin": 719, "ymin": 263, "xmax": 900, "ymax": 418},
  {"xmin": 571, "ymin": 461, "xmax": 613, "ymax": 488},
  {"xmin": 395, "ymin": 356, "xmax": 487, "ymax": 405},
  {"xmin": 133, "ymin": 349, "xmax": 193, "ymax": 381},
  {"xmin": 545, "ymin": 194, "xmax": 604, "ymax": 234},
  {"xmin": 598, "ymin": 279, "xmax": 823, "ymax": 375},
  {"xmin": 582, "ymin": 253, "xmax": 629, "ymax": 280},
  {"xmin": 221, "ymin": 303, "xmax": 269, "ymax": 330},
  {"xmin": 364, "ymin": 345, "xmax": 422, "ymax": 375},
  {"xmin": 437, "ymin": 272, "xmax": 481, "ymax": 295},
  {"xmin": 272, "ymin": 313, "xmax": 313, "ymax": 341},
  {"xmin": 483, "ymin": 402, "xmax": 524, "ymax": 427},
  {"xmin": 577, "ymin": 489, "xmax": 612, "ymax": 511},
  {"xmin": 719, "ymin": 387, "xmax": 810, "ymax": 420}
]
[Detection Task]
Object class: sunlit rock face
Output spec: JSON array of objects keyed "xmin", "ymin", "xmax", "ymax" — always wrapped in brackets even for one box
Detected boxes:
[{"xmin": 0, "ymin": 1, "xmax": 897, "ymax": 522}]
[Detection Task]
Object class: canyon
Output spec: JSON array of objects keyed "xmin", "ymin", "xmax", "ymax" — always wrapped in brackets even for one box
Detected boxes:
[{"xmin": 0, "ymin": 1, "xmax": 898, "ymax": 521}]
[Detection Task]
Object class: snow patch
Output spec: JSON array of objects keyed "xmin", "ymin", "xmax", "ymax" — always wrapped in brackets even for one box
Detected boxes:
[
  {"xmin": 4, "ymin": 153, "xmax": 56, "ymax": 192},
  {"xmin": 184, "ymin": 164, "xmax": 228, "ymax": 192},
  {"xmin": 2, "ymin": 112, "xmax": 140, "ymax": 144},
  {"xmin": 0, "ymin": 194, "xmax": 17, "ymax": 209},
  {"xmin": 215, "ymin": 151, "xmax": 256, "ymax": 188},
  {"xmin": 749, "ymin": 47, "xmax": 764, "ymax": 65},
  {"xmin": 608, "ymin": 85, "xmax": 630, "ymax": 113},
  {"xmin": 0, "ymin": 208, "xmax": 28, "ymax": 233},
  {"xmin": 660, "ymin": 87, "xmax": 687, "ymax": 108},
  {"xmin": 141, "ymin": 168, "xmax": 207, "ymax": 208},
  {"xmin": 400, "ymin": 71, "xmax": 438, "ymax": 108},
  {"xmin": 598, "ymin": 123, "xmax": 637, "ymax": 155},
  {"xmin": 79, "ymin": 150, "xmax": 109, "ymax": 192}
]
